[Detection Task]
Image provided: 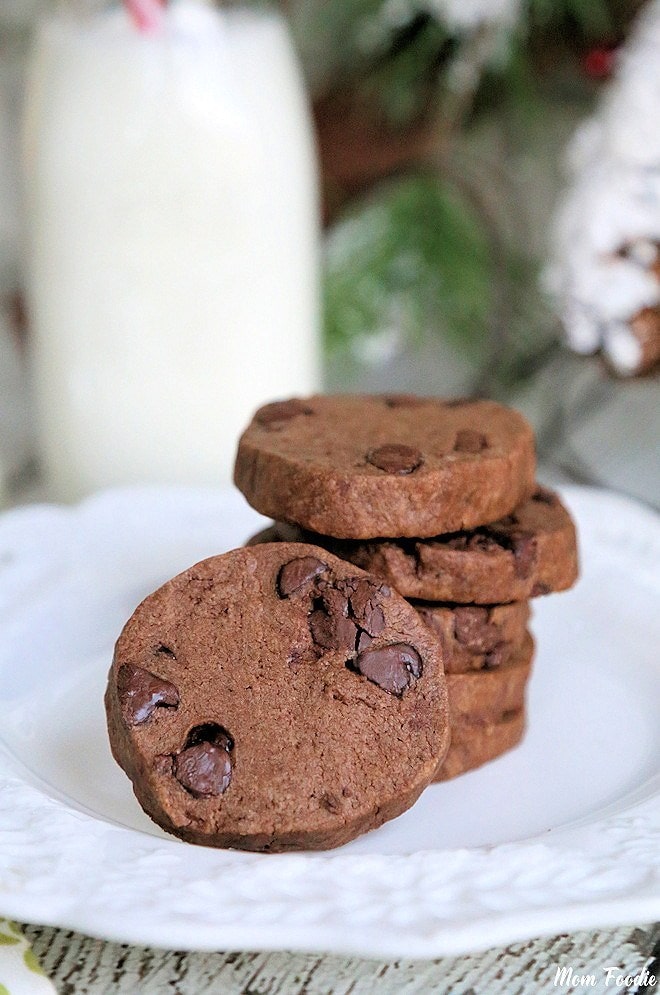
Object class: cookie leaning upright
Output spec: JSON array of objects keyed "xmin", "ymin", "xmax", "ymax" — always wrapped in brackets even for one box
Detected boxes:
[
  {"xmin": 105, "ymin": 543, "xmax": 450, "ymax": 852},
  {"xmin": 234, "ymin": 395, "xmax": 536, "ymax": 539}
]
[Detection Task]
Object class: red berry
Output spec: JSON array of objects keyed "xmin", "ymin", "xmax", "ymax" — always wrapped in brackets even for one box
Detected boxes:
[{"xmin": 583, "ymin": 47, "xmax": 616, "ymax": 80}]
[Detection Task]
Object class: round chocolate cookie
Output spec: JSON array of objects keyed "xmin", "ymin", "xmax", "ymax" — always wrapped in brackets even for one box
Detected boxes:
[
  {"xmin": 234, "ymin": 395, "xmax": 536, "ymax": 539},
  {"xmin": 445, "ymin": 631, "xmax": 533, "ymax": 723},
  {"xmin": 249, "ymin": 487, "xmax": 578, "ymax": 604},
  {"xmin": 105, "ymin": 543, "xmax": 450, "ymax": 852},
  {"xmin": 434, "ymin": 709, "xmax": 526, "ymax": 782},
  {"xmin": 415, "ymin": 601, "xmax": 530, "ymax": 673}
]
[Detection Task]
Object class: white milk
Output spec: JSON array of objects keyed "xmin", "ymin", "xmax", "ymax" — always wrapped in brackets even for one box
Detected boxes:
[{"xmin": 23, "ymin": 0, "xmax": 320, "ymax": 499}]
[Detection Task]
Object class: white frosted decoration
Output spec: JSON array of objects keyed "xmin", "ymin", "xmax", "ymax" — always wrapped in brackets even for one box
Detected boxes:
[
  {"xmin": 604, "ymin": 10, "xmax": 660, "ymax": 165},
  {"xmin": 547, "ymin": 0, "xmax": 660, "ymax": 373},
  {"xmin": 564, "ymin": 117, "xmax": 601, "ymax": 173},
  {"xmin": 584, "ymin": 259, "xmax": 657, "ymax": 322},
  {"xmin": 627, "ymin": 238, "xmax": 660, "ymax": 268},
  {"xmin": 561, "ymin": 302, "xmax": 601, "ymax": 354},
  {"xmin": 604, "ymin": 322, "xmax": 643, "ymax": 374}
]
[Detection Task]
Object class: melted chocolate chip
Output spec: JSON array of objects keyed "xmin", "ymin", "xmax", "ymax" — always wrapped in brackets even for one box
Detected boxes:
[
  {"xmin": 255, "ymin": 399, "xmax": 313, "ymax": 427},
  {"xmin": 117, "ymin": 664, "xmax": 179, "ymax": 725},
  {"xmin": 531, "ymin": 581, "xmax": 551, "ymax": 596},
  {"xmin": 316, "ymin": 582, "xmax": 350, "ymax": 618},
  {"xmin": 307, "ymin": 576, "xmax": 393, "ymax": 655},
  {"xmin": 174, "ymin": 744, "xmax": 232, "ymax": 798},
  {"xmin": 453, "ymin": 607, "xmax": 500, "ymax": 653},
  {"xmin": 174, "ymin": 723, "xmax": 234, "ymax": 798},
  {"xmin": 309, "ymin": 609, "xmax": 359, "ymax": 651},
  {"xmin": 346, "ymin": 578, "xmax": 387, "ymax": 636},
  {"xmin": 350, "ymin": 643, "xmax": 422, "ymax": 696},
  {"xmin": 277, "ymin": 556, "xmax": 328, "ymax": 597},
  {"xmin": 454, "ymin": 429, "xmax": 488, "ymax": 453},
  {"xmin": 308, "ymin": 582, "xmax": 355, "ymax": 651},
  {"xmin": 366, "ymin": 444, "xmax": 423, "ymax": 475}
]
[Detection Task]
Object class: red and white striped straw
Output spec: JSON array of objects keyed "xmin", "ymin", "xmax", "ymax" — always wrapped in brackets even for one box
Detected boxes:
[{"xmin": 125, "ymin": 0, "xmax": 166, "ymax": 33}]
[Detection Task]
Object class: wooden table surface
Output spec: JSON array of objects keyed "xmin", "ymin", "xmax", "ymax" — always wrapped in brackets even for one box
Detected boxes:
[{"xmin": 23, "ymin": 922, "xmax": 660, "ymax": 994}]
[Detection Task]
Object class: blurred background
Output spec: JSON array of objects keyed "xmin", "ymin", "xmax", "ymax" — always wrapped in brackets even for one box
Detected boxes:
[{"xmin": 1, "ymin": 0, "xmax": 658, "ymax": 508}]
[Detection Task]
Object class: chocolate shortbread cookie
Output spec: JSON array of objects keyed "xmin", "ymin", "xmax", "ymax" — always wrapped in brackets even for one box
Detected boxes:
[
  {"xmin": 235, "ymin": 395, "xmax": 536, "ymax": 539},
  {"xmin": 250, "ymin": 487, "xmax": 577, "ymax": 603},
  {"xmin": 415, "ymin": 601, "xmax": 530, "ymax": 673},
  {"xmin": 434, "ymin": 709, "xmax": 526, "ymax": 782},
  {"xmin": 445, "ymin": 631, "xmax": 533, "ymax": 722},
  {"xmin": 105, "ymin": 543, "xmax": 450, "ymax": 852}
]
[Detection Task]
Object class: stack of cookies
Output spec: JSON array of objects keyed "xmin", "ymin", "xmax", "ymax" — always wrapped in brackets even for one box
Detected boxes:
[
  {"xmin": 239, "ymin": 394, "xmax": 579, "ymax": 782},
  {"xmin": 105, "ymin": 392, "xmax": 578, "ymax": 852}
]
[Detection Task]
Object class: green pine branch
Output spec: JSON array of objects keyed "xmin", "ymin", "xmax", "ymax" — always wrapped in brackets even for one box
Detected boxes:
[{"xmin": 324, "ymin": 175, "xmax": 496, "ymax": 360}]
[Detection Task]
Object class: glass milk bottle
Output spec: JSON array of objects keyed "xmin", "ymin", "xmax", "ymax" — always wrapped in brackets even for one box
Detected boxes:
[{"xmin": 23, "ymin": 0, "xmax": 320, "ymax": 500}]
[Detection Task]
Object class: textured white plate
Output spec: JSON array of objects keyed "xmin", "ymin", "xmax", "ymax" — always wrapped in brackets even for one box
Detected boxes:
[{"xmin": 0, "ymin": 485, "xmax": 658, "ymax": 958}]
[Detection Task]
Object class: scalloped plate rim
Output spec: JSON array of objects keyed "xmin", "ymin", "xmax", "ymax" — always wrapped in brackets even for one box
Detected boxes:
[{"xmin": 0, "ymin": 483, "xmax": 657, "ymax": 958}]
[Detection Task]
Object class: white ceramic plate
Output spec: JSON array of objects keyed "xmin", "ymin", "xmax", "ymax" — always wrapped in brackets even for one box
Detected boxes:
[{"xmin": 0, "ymin": 485, "xmax": 657, "ymax": 958}]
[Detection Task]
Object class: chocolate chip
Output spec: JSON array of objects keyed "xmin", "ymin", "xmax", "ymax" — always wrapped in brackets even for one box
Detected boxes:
[
  {"xmin": 470, "ymin": 532, "xmax": 503, "ymax": 552},
  {"xmin": 350, "ymin": 643, "xmax": 422, "ymax": 696},
  {"xmin": 319, "ymin": 792, "xmax": 341, "ymax": 813},
  {"xmin": 532, "ymin": 486, "xmax": 557, "ymax": 505},
  {"xmin": 174, "ymin": 723, "xmax": 233, "ymax": 798},
  {"xmin": 308, "ymin": 582, "xmax": 358, "ymax": 651},
  {"xmin": 117, "ymin": 664, "xmax": 179, "ymax": 725},
  {"xmin": 454, "ymin": 429, "xmax": 488, "ymax": 453},
  {"xmin": 511, "ymin": 533, "xmax": 537, "ymax": 578},
  {"xmin": 346, "ymin": 578, "xmax": 387, "ymax": 636},
  {"xmin": 309, "ymin": 609, "xmax": 358, "ymax": 651},
  {"xmin": 277, "ymin": 556, "xmax": 328, "ymax": 597},
  {"xmin": 316, "ymin": 582, "xmax": 350, "ymax": 618},
  {"xmin": 174, "ymin": 744, "xmax": 232, "ymax": 798},
  {"xmin": 255, "ymin": 399, "xmax": 313, "ymax": 427},
  {"xmin": 531, "ymin": 581, "xmax": 551, "ymax": 596},
  {"xmin": 497, "ymin": 514, "xmax": 519, "ymax": 527},
  {"xmin": 453, "ymin": 607, "xmax": 500, "ymax": 653},
  {"xmin": 484, "ymin": 644, "xmax": 506, "ymax": 669},
  {"xmin": 357, "ymin": 630, "xmax": 373, "ymax": 652},
  {"xmin": 445, "ymin": 531, "xmax": 501, "ymax": 554},
  {"xmin": 382, "ymin": 394, "xmax": 423, "ymax": 408},
  {"xmin": 366, "ymin": 444, "xmax": 423, "ymax": 475}
]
